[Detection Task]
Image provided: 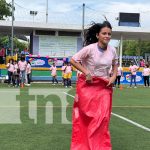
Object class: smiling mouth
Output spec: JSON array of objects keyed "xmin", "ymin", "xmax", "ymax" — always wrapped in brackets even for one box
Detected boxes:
[
  {"xmin": 104, "ymin": 39, "xmax": 110, "ymax": 42},
  {"xmin": 104, "ymin": 38, "xmax": 110, "ymax": 40}
]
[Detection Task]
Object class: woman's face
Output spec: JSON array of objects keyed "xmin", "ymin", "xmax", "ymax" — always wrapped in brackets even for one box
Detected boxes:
[{"xmin": 97, "ymin": 27, "xmax": 112, "ymax": 46}]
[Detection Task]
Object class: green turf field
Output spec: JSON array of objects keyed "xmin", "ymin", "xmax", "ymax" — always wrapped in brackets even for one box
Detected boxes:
[{"xmin": 0, "ymin": 83, "xmax": 149, "ymax": 150}]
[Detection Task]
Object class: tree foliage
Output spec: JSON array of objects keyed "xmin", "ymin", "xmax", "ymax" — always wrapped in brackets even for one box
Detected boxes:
[
  {"xmin": 0, "ymin": 0, "xmax": 12, "ymax": 20},
  {"xmin": 123, "ymin": 40, "xmax": 150, "ymax": 56},
  {"xmin": 0, "ymin": 36, "xmax": 28, "ymax": 53}
]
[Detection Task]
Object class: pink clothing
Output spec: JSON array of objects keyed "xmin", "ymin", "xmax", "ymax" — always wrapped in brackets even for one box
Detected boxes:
[
  {"xmin": 7, "ymin": 63, "xmax": 14, "ymax": 72},
  {"xmin": 50, "ymin": 66, "xmax": 57, "ymax": 76},
  {"xmin": 0, "ymin": 48, "xmax": 5, "ymax": 56},
  {"xmin": 61, "ymin": 66, "xmax": 66, "ymax": 76},
  {"xmin": 26, "ymin": 64, "xmax": 31, "ymax": 74},
  {"xmin": 18, "ymin": 60, "xmax": 27, "ymax": 71},
  {"xmin": 129, "ymin": 65, "xmax": 139, "ymax": 75},
  {"xmin": 142, "ymin": 68, "xmax": 150, "ymax": 76},
  {"xmin": 72, "ymin": 43, "xmax": 118, "ymax": 79},
  {"xmin": 140, "ymin": 61, "xmax": 145, "ymax": 67},
  {"xmin": 71, "ymin": 75, "xmax": 112, "ymax": 150},
  {"xmin": 117, "ymin": 67, "xmax": 123, "ymax": 76},
  {"xmin": 66, "ymin": 66, "xmax": 72, "ymax": 74},
  {"xmin": 14, "ymin": 64, "xmax": 19, "ymax": 73}
]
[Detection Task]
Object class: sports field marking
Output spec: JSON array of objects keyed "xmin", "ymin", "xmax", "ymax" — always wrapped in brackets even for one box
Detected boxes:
[
  {"xmin": 113, "ymin": 106, "xmax": 150, "ymax": 108},
  {"xmin": 112, "ymin": 113, "xmax": 150, "ymax": 132},
  {"xmin": 63, "ymin": 92, "xmax": 75, "ymax": 98},
  {"xmin": 63, "ymin": 92, "xmax": 150, "ymax": 132},
  {"xmin": 0, "ymin": 105, "xmax": 150, "ymax": 108}
]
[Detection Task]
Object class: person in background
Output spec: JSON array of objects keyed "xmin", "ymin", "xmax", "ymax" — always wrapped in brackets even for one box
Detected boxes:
[
  {"xmin": 18, "ymin": 54, "xmax": 27, "ymax": 88},
  {"xmin": 70, "ymin": 21, "xmax": 118, "ymax": 150},
  {"xmin": 6, "ymin": 59, "xmax": 14, "ymax": 86},
  {"xmin": 139, "ymin": 59, "xmax": 145, "ymax": 67},
  {"xmin": 21, "ymin": 48, "xmax": 29, "ymax": 55},
  {"xmin": 62, "ymin": 62, "xmax": 67, "ymax": 87},
  {"xmin": 61, "ymin": 62, "xmax": 66, "ymax": 85},
  {"xmin": 13, "ymin": 60, "xmax": 20, "ymax": 87},
  {"xmin": 142, "ymin": 64, "xmax": 150, "ymax": 87},
  {"xmin": 129, "ymin": 62, "xmax": 140, "ymax": 88},
  {"xmin": 49, "ymin": 62, "xmax": 58, "ymax": 85},
  {"xmin": 0, "ymin": 47, "xmax": 5, "ymax": 64},
  {"xmin": 114, "ymin": 64, "xmax": 123, "ymax": 88},
  {"xmin": 66, "ymin": 62, "xmax": 73, "ymax": 87},
  {"xmin": 63, "ymin": 62, "xmax": 73, "ymax": 88},
  {"xmin": 26, "ymin": 60, "xmax": 32, "ymax": 86}
]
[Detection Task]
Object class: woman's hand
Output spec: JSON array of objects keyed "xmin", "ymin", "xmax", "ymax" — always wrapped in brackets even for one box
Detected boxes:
[
  {"xmin": 85, "ymin": 73, "xmax": 92, "ymax": 83},
  {"xmin": 107, "ymin": 76, "xmax": 116, "ymax": 86}
]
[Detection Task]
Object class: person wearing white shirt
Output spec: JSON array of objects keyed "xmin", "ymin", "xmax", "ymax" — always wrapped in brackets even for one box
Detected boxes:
[
  {"xmin": 129, "ymin": 62, "xmax": 140, "ymax": 88},
  {"xmin": 114, "ymin": 65, "xmax": 123, "ymax": 88},
  {"xmin": 26, "ymin": 61, "xmax": 32, "ymax": 86},
  {"xmin": 142, "ymin": 64, "xmax": 150, "ymax": 87},
  {"xmin": 6, "ymin": 59, "xmax": 14, "ymax": 86}
]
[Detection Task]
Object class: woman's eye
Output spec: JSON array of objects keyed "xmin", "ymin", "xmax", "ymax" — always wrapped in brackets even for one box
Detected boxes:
[{"xmin": 102, "ymin": 32, "xmax": 111, "ymax": 36}]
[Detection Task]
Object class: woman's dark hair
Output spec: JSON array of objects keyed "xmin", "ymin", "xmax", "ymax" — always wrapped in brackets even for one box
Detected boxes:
[
  {"xmin": 20, "ymin": 54, "xmax": 25, "ymax": 61},
  {"xmin": 27, "ymin": 60, "xmax": 31, "ymax": 65},
  {"xmin": 145, "ymin": 64, "xmax": 149, "ymax": 68},
  {"xmin": 8, "ymin": 58, "xmax": 14, "ymax": 64},
  {"xmin": 84, "ymin": 21, "xmax": 112, "ymax": 46}
]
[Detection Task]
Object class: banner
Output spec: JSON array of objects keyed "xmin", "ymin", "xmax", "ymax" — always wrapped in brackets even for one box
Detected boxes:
[
  {"xmin": 121, "ymin": 72, "xmax": 144, "ymax": 84},
  {"xmin": 26, "ymin": 56, "xmax": 69, "ymax": 68},
  {"xmin": 39, "ymin": 35, "xmax": 77, "ymax": 56}
]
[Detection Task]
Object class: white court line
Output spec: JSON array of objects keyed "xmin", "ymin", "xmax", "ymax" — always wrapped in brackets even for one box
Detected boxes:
[
  {"xmin": 111, "ymin": 113, "xmax": 150, "ymax": 132},
  {"xmin": 63, "ymin": 92, "xmax": 150, "ymax": 132},
  {"xmin": 63, "ymin": 92, "xmax": 75, "ymax": 98}
]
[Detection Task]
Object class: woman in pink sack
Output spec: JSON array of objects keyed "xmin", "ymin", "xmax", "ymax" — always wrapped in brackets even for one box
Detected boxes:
[{"xmin": 70, "ymin": 21, "xmax": 118, "ymax": 150}]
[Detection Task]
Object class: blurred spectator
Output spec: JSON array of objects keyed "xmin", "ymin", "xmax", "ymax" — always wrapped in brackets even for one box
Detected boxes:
[
  {"xmin": 129, "ymin": 62, "xmax": 140, "ymax": 88},
  {"xmin": 0, "ymin": 47, "xmax": 5, "ymax": 64},
  {"xmin": 26, "ymin": 60, "xmax": 32, "ymax": 86},
  {"xmin": 139, "ymin": 59, "xmax": 145, "ymax": 67},
  {"xmin": 142, "ymin": 64, "xmax": 150, "ymax": 87},
  {"xmin": 6, "ymin": 59, "xmax": 14, "ymax": 86},
  {"xmin": 21, "ymin": 48, "xmax": 29, "ymax": 55},
  {"xmin": 18, "ymin": 55, "xmax": 27, "ymax": 87},
  {"xmin": 114, "ymin": 64, "xmax": 123, "ymax": 88}
]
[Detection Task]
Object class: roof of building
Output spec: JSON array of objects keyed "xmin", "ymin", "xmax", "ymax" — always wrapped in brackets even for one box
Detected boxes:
[{"xmin": 0, "ymin": 20, "xmax": 150, "ymax": 40}]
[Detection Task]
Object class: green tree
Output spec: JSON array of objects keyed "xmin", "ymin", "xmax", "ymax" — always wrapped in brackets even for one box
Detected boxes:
[
  {"xmin": 0, "ymin": 0, "xmax": 12, "ymax": 20},
  {"xmin": 123, "ymin": 40, "xmax": 150, "ymax": 56},
  {"xmin": 13, "ymin": 37, "xmax": 28, "ymax": 52},
  {"xmin": 0, "ymin": 36, "xmax": 28, "ymax": 53}
]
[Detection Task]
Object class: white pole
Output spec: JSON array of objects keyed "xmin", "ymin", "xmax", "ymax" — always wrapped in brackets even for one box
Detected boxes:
[
  {"xmin": 119, "ymin": 35, "xmax": 123, "ymax": 67},
  {"xmin": 11, "ymin": 0, "xmax": 14, "ymax": 56},
  {"xmin": 82, "ymin": 3, "xmax": 85, "ymax": 44},
  {"xmin": 46, "ymin": 0, "xmax": 48, "ymax": 23}
]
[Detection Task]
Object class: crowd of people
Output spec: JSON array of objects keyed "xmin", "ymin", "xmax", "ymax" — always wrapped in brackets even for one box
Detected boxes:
[
  {"xmin": 6, "ymin": 55, "xmax": 31, "ymax": 87},
  {"xmin": 6, "ymin": 55, "xmax": 74, "ymax": 88},
  {"xmin": 5, "ymin": 55, "xmax": 150, "ymax": 89},
  {"xmin": 49, "ymin": 61, "xmax": 73, "ymax": 88},
  {"xmin": 112, "ymin": 60, "xmax": 150, "ymax": 88}
]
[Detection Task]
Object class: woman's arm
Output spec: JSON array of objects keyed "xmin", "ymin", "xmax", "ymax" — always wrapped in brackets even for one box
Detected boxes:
[
  {"xmin": 70, "ymin": 58, "xmax": 89, "ymax": 75},
  {"xmin": 107, "ymin": 64, "xmax": 118, "ymax": 86},
  {"xmin": 6, "ymin": 63, "xmax": 10, "ymax": 68},
  {"xmin": 112, "ymin": 64, "xmax": 118, "ymax": 77},
  {"xmin": 70, "ymin": 58, "xmax": 92, "ymax": 82}
]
